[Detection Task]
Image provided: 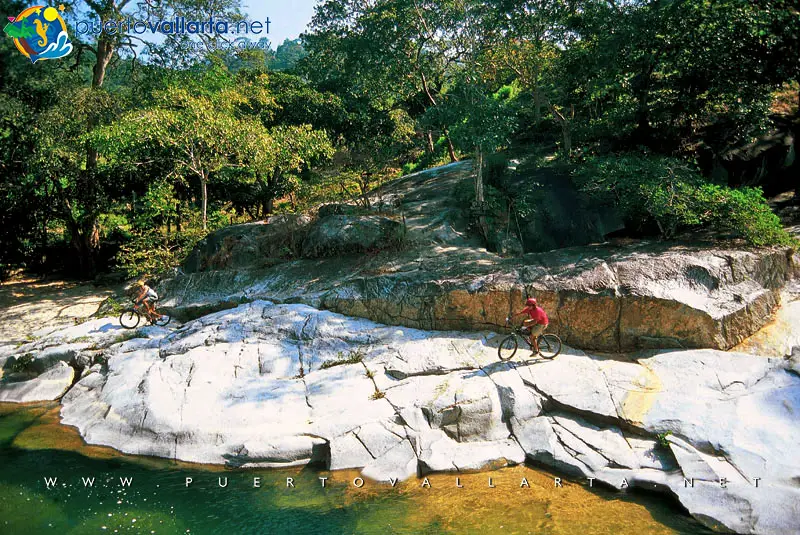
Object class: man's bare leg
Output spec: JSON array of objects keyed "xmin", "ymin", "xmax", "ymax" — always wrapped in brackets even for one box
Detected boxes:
[{"xmin": 523, "ymin": 320, "xmax": 538, "ymax": 353}]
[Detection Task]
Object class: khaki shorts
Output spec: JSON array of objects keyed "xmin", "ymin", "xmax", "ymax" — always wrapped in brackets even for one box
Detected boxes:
[{"xmin": 522, "ymin": 323, "xmax": 547, "ymax": 338}]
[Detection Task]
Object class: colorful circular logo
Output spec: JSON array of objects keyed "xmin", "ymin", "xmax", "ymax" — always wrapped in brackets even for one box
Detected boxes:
[{"xmin": 3, "ymin": 5, "xmax": 72, "ymax": 63}]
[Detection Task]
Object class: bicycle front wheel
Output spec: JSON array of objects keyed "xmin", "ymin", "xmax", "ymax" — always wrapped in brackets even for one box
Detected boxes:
[
  {"xmin": 498, "ymin": 335, "xmax": 519, "ymax": 361},
  {"xmin": 538, "ymin": 334, "xmax": 562, "ymax": 359},
  {"xmin": 120, "ymin": 310, "xmax": 140, "ymax": 329}
]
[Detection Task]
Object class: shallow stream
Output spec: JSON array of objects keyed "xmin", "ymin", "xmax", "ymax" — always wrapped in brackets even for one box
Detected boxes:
[{"xmin": 0, "ymin": 402, "xmax": 709, "ymax": 535}]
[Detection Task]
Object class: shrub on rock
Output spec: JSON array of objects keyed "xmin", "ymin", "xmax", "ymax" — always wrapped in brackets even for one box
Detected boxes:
[{"xmin": 573, "ymin": 154, "xmax": 796, "ymax": 246}]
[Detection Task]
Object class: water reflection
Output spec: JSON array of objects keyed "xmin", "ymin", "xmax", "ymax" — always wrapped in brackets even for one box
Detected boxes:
[{"xmin": 0, "ymin": 403, "xmax": 708, "ymax": 534}]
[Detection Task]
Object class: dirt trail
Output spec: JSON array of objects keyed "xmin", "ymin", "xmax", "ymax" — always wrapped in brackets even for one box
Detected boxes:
[{"xmin": 0, "ymin": 276, "xmax": 119, "ymax": 345}]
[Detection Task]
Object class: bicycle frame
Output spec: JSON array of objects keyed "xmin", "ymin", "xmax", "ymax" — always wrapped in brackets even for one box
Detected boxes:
[
  {"xmin": 505, "ymin": 322, "xmax": 536, "ymax": 347},
  {"xmin": 132, "ymin": 301, "xmax": 160, "ymax": 321}
]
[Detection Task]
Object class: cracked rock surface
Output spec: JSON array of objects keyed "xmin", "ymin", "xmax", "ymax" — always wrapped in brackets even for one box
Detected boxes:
[
  {"xmin": 162, "ymin": 239, "xmax": 797, "ymax": 352},
  {"xmin": 3, "ymin": 300, "xmax": 797, "ymax": 534}
]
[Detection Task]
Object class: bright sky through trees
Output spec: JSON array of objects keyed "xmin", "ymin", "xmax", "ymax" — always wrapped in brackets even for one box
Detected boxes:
[{"xmin": 244, "ymin": 0, "xmax": 316, "ymax": 45}]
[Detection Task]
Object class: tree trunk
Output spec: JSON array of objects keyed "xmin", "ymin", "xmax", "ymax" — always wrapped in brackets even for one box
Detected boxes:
[
  {"xmin": 474, "ymin": 147, "xmax": 489, "ymax": 242},
  {"xmin": 562, "ymin": 121, "xmax": 572, "ymax": 156},
  {"xmin": 359, "ymin": 172, "xmax": 372, "ymax": 209},
  {"xmin": 792, "ymin": 120, "xmax": 799, "ymax": 203},
  {"xmin": 74, "ymin": 238, "xmax": 95, "ymax": 277},
  {"xmin": 531, "ymin": 63, "xmax": 543, "ymax": 124},
  {"xmin": 533, "ymin": 88, "xmax": 543, "ymax": 124},
  {"xmin": 39, "ymin": 214, "xmax": 48, "ymax": 267},
  {"xmin": 263, "ymin": 168, "xmax": 282, "ymax": 216},
  {"xmin": 73, "ymin": 32, "xmax": 115, "ymax": 275},
  {"xmin": 420, "ymin": 70, "xmax": 457, "ymax": 163},
  {"xmin": 91, "ymin": 36, "xmax": 114, "ymax": 89},
  {"xmin": 200, "ymin": 172, "xmax": 208, "ymax": 230},
  {"xmin": 474, "ymin": 148, "xmax": 484, "ymax": 204},
  {"xmin": 425, "ymin": 131, "xmax": 435, "ymax": 154},
  {"xmin": 87, "ymin": 36, "xmax": 115, "ymax": 172},
  {"xmin": 550, "ymin": 104, "xmax": 572, "ymax": 157},
  {"xmin": 67, "ymin": 216, "xmax": 100, "ymax": 277},
  {"xmin": 445, "ymin": 129, "xmax": 458, "ymax": 163}
]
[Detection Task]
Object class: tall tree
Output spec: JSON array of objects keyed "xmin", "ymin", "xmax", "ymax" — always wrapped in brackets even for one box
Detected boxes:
[
  {"xmin": 56, "ymin": 0, "xmax": 245, "ymax": 271},
  {"xmin": 90, "ymin": 85, "xmax": 251, "ymax": 230},
  {"xmin": 303, "ymin": 0, "xmax": 471, "ymax": 162}
]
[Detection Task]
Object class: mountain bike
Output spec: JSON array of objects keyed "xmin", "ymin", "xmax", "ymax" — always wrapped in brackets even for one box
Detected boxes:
[
  {"xmin": 498, "ymin": 319, "xmax": 562, "ymax": 361},
  {"xmin": 119, "ymin": 302, "xmax": 171, "ymax": 329}
]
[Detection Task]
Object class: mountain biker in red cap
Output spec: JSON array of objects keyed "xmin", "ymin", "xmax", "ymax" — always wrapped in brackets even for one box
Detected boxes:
[{"xmin": 512, "ymin": 297, "xmax": 549, "ymax": 354}]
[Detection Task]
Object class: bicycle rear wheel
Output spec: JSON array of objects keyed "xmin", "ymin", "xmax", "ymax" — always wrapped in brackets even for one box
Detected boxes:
[
  {"xmin": 120, "ymin": 310, "xmax": 140, "ymax": 329},
  {"xmin": 537, "ymin": 334, "xmax": 562, "ymax": 359},
  {"xmin": 498, "ymin": 335, "xmax": 519, "ymax": 361},
  {"xmin": 153, "ymin": 313, "xmax": 171, "ymax": 327}
]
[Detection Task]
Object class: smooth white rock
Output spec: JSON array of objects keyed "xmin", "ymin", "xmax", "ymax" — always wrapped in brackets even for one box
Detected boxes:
[{"xmin": 0, "ymin": 361, "xmax": 74, "ymax": 402}]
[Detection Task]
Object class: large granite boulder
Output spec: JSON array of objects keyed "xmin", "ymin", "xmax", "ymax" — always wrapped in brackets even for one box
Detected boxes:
[
  {"xmin": 183, "ymin": 215, "xmax": 312, "ymax": 273},
  {"xmin": 0, "ymin": 361, "xmax": 75, "ymax": 402},
  {"xmin": 323, "ymin": 244, "xmax": 795, "ymax": 351},
  {"xmin": 512, "ymin": 349, "xmax": 800, "ymax": 535},
  {"xmin": 0, "ymin": 317, "xmax": 140, "ymax": 403},
  {"xmin": 161, "ymin": 239, "xmax": 796, "ymax": 352},
  {"xmin": 58, "ymin": 301, "xmax": 501, "ymax": 468},
  {"xmin": 301, "ymin": 215, "xmax": 405, "ymax": 258}
]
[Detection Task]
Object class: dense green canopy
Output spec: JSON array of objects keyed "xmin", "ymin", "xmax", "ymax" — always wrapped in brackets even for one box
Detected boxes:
[{"xmin": 0, "ymin": 0, "xmax": 797, "ymax": 278}]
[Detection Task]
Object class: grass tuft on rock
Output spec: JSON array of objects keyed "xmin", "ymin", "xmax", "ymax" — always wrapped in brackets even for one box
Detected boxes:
[
  {"xmin": 111, "ymin": 330, "xmax": 143, "ymax": 346},
  {"xmin": 319, "ymin": 350, "xmax": 365, "ymax": 370}
]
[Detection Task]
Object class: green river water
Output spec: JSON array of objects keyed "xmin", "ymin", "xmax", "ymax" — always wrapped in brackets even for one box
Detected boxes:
[{"xmin": 0, "ymin": 402, "xmax": 710, "ymax": 535}]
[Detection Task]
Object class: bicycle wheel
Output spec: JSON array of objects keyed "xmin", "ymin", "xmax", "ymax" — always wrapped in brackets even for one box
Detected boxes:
[
  {"xmin": 153, "ymin": 313, "xmax": 171, "ymax": 327},
  {"xmin": 119, "ymin": 310, "xmax": 140, "ymax": 329},
  {"xmin": 498, "ymin": 335, "xmax": 519, "ymax": 361},
  {"xmin": 537, "ymin": 334, "xmax": 562, "ymax": 359}
]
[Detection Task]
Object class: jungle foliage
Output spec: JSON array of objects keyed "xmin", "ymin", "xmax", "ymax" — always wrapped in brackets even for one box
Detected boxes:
[{"xmin": 0, "ymin": 0, "xmax": 797, "ymax": 279}]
